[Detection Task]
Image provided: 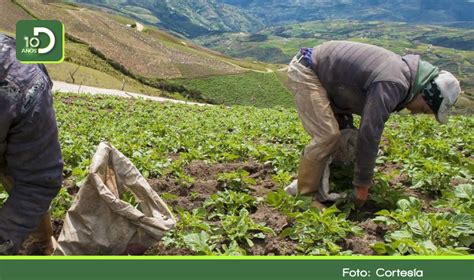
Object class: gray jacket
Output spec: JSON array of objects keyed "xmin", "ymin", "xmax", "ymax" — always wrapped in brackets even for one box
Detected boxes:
[
  {"xmin": 311, "ymin": 41, "xmax": 419, "ymax": 187},
  {"xmin": 0, "ymin": 33, "xmax": 63, "ymax": 252}
]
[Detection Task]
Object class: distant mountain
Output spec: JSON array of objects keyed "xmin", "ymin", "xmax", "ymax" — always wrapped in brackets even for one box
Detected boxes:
[
  {"xmin": 220, "ymin": 0, "xmax": 474, "ymax": 25},
  {"xmin": 70, "ymin": 0, "xmax": 264, "ymax": 38},
  {"xmin": 68, "ymin": 0, "xmax": 473, "ymax": 38}
]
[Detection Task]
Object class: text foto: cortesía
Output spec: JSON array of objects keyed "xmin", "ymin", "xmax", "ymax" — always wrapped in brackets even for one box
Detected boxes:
[{"xmin": 342, "ymin": 268, "xmax": 424, "ymax": 278}]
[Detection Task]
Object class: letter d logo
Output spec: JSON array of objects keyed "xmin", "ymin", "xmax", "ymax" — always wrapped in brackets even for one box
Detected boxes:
[
  {"xmin": 16, "ymin": 20, "xmax": 64, "ymax": 63},
  {"xmin": 34, "ymin": 27, "xmax": 55, "ymax": 54}
]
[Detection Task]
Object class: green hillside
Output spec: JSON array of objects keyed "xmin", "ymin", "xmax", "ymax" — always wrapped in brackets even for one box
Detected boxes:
[
  {"xmin": 68, "ymin": 0, "xmax": 264, "ymax": 38},
  {"xmin": 1, "ymin": 0, "xmax": 289, "ymax": 107},
  {"xmin": 69, "ymin": 0, "xmax": 473, "ymax": 37},
  {"xmin": 171, "ymin": 71, "xmax": 292, "ymax": 108},
  {"xmin": 1, "ymin": 1, "xmax": 471, "ymax": 109},
  {"xmin": 221, "ymin": 0, "xmax": 474, "ymax": 26}
]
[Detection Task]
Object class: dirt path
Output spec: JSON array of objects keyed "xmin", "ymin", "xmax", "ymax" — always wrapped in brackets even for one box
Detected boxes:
[
  {"xmin": 135, "ymin": 22, "xmax": 144, "ymax": 32},
  {"xmin": 52, "ymin": 80, "xmax": 211, "ymax": 106}
]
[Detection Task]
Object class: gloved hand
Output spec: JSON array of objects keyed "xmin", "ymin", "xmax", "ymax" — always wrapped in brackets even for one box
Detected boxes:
[{"xmin": 352, "ymin": 185, "xmax": 369, "ymax": 207}]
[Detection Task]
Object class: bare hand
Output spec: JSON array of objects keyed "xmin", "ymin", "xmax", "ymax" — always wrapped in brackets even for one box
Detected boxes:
[{"xmin": 353, "ymin": 185, "xmax": 369, "ymax": 208}]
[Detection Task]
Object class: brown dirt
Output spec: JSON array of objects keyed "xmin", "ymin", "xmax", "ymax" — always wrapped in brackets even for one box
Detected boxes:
[
  {"xmin": 148, "ymin": 160, "xmax": 278, "ymax": 213},
  {"xmin": 451, "ymin": 177, "xmax": 471, "ymax": 187},
  {"xmin": 148, "ymin": 160, "xmax": 297, "ymax": 255},
  {"xmin": 248, "ymin": 205, "xmax": 296, "ymax": 255},
  {"xmin": 378, "ymin": 162, "xmax": 409, "ymax": 186},
  {"xmin": 248, "ymin": 236, "xmax": 298, "ymax": 256},
  {"xmin": 146, "ymin": 242, "xmax": 196, "ymax": 256},
  {"xmin": 149, "ymin": 176, "xmax": 211, "ymax": 212},
  {"xmin": 51, "ymin": 159, "xmax": 399, "ymax": 256},
  {"xmin": 144, "ymin": 159, "xmax": 399, "ymax": 256},
  {"xmin": 251, "ymin": 205, "xmax": 289, "ymax": 234},
  {"xmin": 343, "ymin": 220, "xmax": 386, "ymax": 255}
]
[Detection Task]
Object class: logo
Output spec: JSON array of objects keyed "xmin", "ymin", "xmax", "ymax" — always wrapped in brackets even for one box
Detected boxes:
[{"xmin": 16, "ymin": 20, "xmax": 64, "ymax": 63}]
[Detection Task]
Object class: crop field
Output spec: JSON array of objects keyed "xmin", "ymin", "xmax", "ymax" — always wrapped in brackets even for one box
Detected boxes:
[
  {"xmin": 33, "ymin": 93, "xmax": 473, "ymax": 256},
  {"xmin": 171, "ymin": 71, "xmax": 292, "ymax": 108}
]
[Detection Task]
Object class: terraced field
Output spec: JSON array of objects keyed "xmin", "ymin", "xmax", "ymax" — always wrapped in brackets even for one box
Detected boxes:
[
  {"xmin": 2, "ymin": 0, "xmax": 288, "ymax": 106},
  {"xmin": 16, "ymin": 0, "xmax": 247, "ymax": 79}
]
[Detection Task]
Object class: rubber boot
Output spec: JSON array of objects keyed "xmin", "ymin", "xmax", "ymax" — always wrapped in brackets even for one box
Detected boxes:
[{"xmin": 296, "ymin": 154, "xmax": 326, "ymax": 210}]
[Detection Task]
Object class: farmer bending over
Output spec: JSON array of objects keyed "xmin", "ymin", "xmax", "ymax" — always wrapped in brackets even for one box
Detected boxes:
[
  {"xmin": 285, "ymin": 40, "xmax": 461, "ymax": 209},
  {"xmin": 0, "ymin": 33, "xmax": 63, "ymax": 255}
]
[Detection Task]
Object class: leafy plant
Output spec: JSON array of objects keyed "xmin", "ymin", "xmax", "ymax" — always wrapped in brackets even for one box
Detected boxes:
[
  {"xmin": 50, "ymin": 188, "xmax": 74, "ymax": 219},
  {"xmin": 217, "ymin": 169, "xmax": 256, "ymax": 192},
  {"xmin": 282, "ymin": 206, "xmax": 362, "ymax": 255},
  {"xmin": 53, "ymin": 93, "xmax": 473, "ymax": 256},
  {"xmin": 370, "ymin": 174, "xmax": 408, "ymax": 209},
  {"xmin": 266, "ymin": 188, "xmax": 311, "ymax": 215},
  {"xmin": 373, "ymin": 197, "xmax": 473, "ymax": 255},
  {"xmin": 203, "ymin": 190, "xmax": 256, "ymax": 219},
  {"xmin": 183, "ymin": 232, "xmax": 246, "ymax": 256},
  {"xmin": 271, "ymin": 170, "xmax": 293, "ymax": 188},
  {"xmin": 453, "ymin": 184, "xmax": 474, "ymax": 210},
  {"xmin": 162, "ymin": 208, "xmax": 212, "ymax": 249},
  {"xmin": 220, "ymin": 208, "xmax": 275, "ymax": 247}
]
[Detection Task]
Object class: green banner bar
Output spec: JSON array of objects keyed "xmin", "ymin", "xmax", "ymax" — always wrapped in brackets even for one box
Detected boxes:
[{"xmin": 0, "ymin": 258, "xmax": 472, "ymax": 280}]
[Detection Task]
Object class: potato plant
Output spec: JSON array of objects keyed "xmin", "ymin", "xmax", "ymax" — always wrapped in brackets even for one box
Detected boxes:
[{"xmin": 46, "ymin": 93, "xmax": 473, "ymax": 255}]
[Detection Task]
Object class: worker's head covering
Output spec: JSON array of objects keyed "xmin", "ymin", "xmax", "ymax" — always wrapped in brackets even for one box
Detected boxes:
[{"xmin": 421, "ymin": 70, "xmax": 461, "ymax": 124}]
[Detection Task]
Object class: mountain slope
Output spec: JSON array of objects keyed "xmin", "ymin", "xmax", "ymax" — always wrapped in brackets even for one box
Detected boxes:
[
  {"xmin": 2, "ymin": 1, "xmax": 290, "ymax": 107},
  {"xmin": 0, "ymin": 0, "xmax": 33, "ymax": 33},
  {"xmin": 15, "ymin": 0, "xmax": 274, "ymax": 80},
  {"xmin": 221, "ymin": 0, "xmax": 474, "ymax": 25},
  {"xmin": 67, "ymin": 0, "xmax": 473, "ymax": 38},
  {"xmin": 69, "ymin": 0, "xmax": 264, "ymax": 38}
]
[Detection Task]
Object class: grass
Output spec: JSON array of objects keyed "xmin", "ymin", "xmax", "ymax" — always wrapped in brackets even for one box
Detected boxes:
[
  {"xmin": 171, "ymin": 71, "xmax": 293, "ymax": 108},
  {"xmin": 46, "ymin": 62, "xmax": 134, "ymax": 91},
  {"xmin": 60, "ymin": 40, "xmax": 164, "ymax": 95}
]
